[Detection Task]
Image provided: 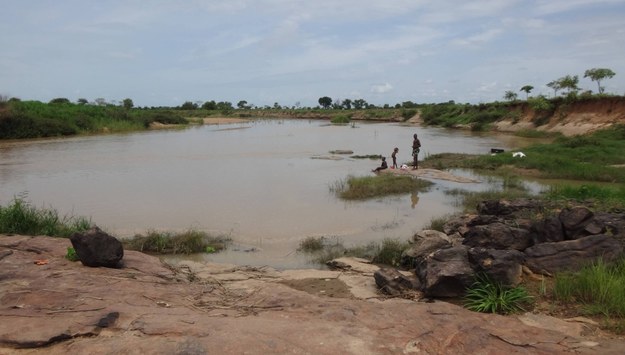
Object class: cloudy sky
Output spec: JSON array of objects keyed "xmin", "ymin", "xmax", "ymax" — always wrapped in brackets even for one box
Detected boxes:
[{"xmin": 1, "ymin": 0, "xmax": 624, "ymax": 107}]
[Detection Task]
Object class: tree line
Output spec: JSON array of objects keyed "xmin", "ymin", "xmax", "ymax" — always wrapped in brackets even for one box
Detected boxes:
[{"xmin": 504, "ymin": 67, "xmax": 616, "ymax": 102}]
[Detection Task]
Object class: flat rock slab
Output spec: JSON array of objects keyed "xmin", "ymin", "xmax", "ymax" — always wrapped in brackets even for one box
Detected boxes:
[{"xmin": 1, "ymin": 235, "xmax": 624, "ymax": 354}]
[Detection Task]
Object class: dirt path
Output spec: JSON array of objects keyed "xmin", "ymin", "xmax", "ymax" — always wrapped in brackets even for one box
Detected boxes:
[{"xmin": 2, "ymin": 235, "xmax": 624, "ymax": 354}]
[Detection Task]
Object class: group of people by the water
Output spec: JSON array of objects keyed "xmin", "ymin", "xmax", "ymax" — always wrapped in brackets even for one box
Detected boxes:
[{"xmin": 372, "ymin": 133, "xmax": 421, "ymax": 173}]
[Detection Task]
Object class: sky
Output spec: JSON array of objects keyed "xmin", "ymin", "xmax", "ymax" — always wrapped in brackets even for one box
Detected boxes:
[{"xmin": 1, "ymin": 0, "xmax": 625, "ymax": 108}]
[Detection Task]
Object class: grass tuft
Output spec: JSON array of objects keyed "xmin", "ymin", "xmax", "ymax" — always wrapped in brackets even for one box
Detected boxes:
[
  {"xmin": 125, "ymin": 229, "xmax": 231, "ymax": 254},
  {"xmin": 0, "ymin": 198, "xmax": 92, "ymax": 237},
  {"xmin": 330, "ymin": 174, "xmax": 433, "ymax": 200},
  {"xmin": 464, "ymin": 273, "xmax": 533, "ymax": 314}
]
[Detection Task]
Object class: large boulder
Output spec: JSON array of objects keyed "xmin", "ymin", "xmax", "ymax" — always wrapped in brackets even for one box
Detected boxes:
[
  {"xmin": 467, "ymin": 248, "xmax": 525, "ymax": 287},
  {"xmin": 559, "ymin": 206, "xmax": 597, "ymax": 240},
  {"xmin": 462, "ymin": 222, "xmax": 533, "ymax": 251},
  {"xmin": 401, "ymin": 230, "xmax": 452, "ymax": 267},
  {"xmin": 70, "ymin": 227, "xmax": 124, "ymax": 268},
  {"xmin": 531, "ymin": 216, "xmax": 565, "ymax": 244},
  {"xmin": 416, "ymin": 245, "xmax": 474, "ymax": 298},
  {"xmin": 524, "ymin": 234, "xmax": 624, "ymax": 274},
  {"xmin": 373, "ymin": 268, "xmax": 420, "ymax": 296}
]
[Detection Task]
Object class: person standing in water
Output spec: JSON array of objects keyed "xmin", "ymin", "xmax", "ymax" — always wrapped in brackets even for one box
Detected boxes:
[
  {"xmin": 391, "ymin": 147, "xmax": 399, "ymax": 169},
  {"xmin": 412, "ymin": 134, "xmax": 421, "ymax": 169}
]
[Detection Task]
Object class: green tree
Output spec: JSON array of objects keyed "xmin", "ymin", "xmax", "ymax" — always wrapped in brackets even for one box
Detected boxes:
[
  {"xmin": 202, "ymin": 100, "xmax": 217, "ymax": 110},
  {"xmin": 584, "ymin": 68, "xmax": 616, "ymax": 94},
  {"xmin": 557, "ymin": 75, "xmax": 579, "ymax": 94},
  {"xmin": 546, "ymin": 80, "xmax": 561, "ymax": 97},
  {"xmin": 49, "ymin": 98, "xmax": 70, "ymax": 104},
  {"xmin": 77, "ymin": 98, "xmax": 89, "ymax": 105},
  {"xmin": 341, "ymin": 99, "xmax": 352, "ymax": 109},
  {"xmin": 519, "ymin": 85, "xmax": 533, "ymax": 100},
  {"xmin": 503, "ymin": 90, "xmax": 518, "ymax": 102},
  {"xmin": 122, "ymin": 98, "xmax": 134, "ymax": 110},
  {"xmin": 237, "ymin": 100, "xmax": 248, "ymax": 109},
  {"xmin": 318, "ymin": 96, "xmax": 332, "ymax": 109},
  {"xmin": 353, "ymin": 99, "xmax": 367, "ymax": 110},
  {"xmin": 180, "ymin": 101, "xmax": 198, "ymax": 110}
]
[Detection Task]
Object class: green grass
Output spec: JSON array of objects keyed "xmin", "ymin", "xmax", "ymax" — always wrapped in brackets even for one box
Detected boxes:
[
  {"xmin": 553, "ymin": 258, "xmax": 625, "ymax": 317},
  {"xmin": 65, "ymin": 247, "xmax": 79, "ymax": 261},
  {"xmin": 297, "ymin": 236, "xmax": 409, "ymax": 267},
  {"xmin": 0, "ymin": 100, "xmax": 188, "ymax": 139},
  {"xmin": 124, "ymin": 229, "xmax": 231, "ymax": 254},
  {"xmin": 546, "ymin": 184, "xmax": 625, "ymax": 211},
  {"xmin": 464, "ymin": 273, "xmax": 534, "ymax": 314},
  {"xmin": 422, "ymin": 126, "xmax": 625, "ymax": 183},
  {"xmin": 0, "ymin": 198, "xmax": 92, "ymax": 237},
  {"xmin": 330, "ymin": 174, "xmax": 433, "ymax": 200}
]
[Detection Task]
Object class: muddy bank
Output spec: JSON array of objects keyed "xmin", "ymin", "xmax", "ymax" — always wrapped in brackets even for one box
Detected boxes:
[{"xmin": 2, "ymin": 235, "xmax": 624, "ymax": 354}]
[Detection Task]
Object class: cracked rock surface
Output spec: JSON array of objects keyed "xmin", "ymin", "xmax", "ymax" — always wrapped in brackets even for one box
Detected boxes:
[{"xmin": 1, "ymin": 235, "xmax": 624, "ymax": 354}]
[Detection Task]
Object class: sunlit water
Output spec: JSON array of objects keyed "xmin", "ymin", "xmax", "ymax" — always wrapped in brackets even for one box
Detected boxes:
[{"xmin": 0, "ymin": 119, "xmax": 542, "ymax": 269}]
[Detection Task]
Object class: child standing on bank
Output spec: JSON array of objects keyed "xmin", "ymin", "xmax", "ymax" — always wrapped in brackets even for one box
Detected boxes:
[{"xmin": 391, "ymin": 147, "xmax": 399, "ymax": 169}]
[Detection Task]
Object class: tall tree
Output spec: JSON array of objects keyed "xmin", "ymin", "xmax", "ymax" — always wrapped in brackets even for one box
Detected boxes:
[
  {"xmin": 546, "ymin": 80, "xmax": 561, "ymax": 97},
  {"xmin": 519, "ymin": 85, "xmax": 533, "ymax": 100},
  {"xmin": 318, "ymin": 96, "xmax": 332, "ymax": 109},
  {"xmin": 558, "ymin": 75, "xmax": 579, "ymax": 94},
  {"xmin": 503, "ymin": 90, "xmax": 518, "ymax": 102},
  {"xmin": 353, "ymin": 99, "xmax": 367, "ymax": 109},
  {"xmin": 122, "ymin": 98, "xmax": 134, "ymax": 110},
  {"xmin": 237, "ymin": 100, "xmax": 248, "ymax": 109},
  {"xmin": 584, "ymin": 68, "xmax": 616, "ymax": 94}
]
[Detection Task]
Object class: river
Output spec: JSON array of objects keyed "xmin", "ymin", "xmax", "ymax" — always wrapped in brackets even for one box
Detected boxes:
[{"xmin": 0, "ymin": 119, "xmax": 539, "ymax": 268}]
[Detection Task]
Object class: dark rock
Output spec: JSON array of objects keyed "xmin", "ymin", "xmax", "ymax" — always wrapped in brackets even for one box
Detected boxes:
[
  {"xmin": 373, "ymin": 268, "xmax": 420, "ymax": 296},
  {"xmin": 462, "ymin": 222, "xmax": 533, "ymax": 251},
  {"xmin": 467, "ymin": 248, "xmax": 525, "ymax": 287},
  {"xmin": 416, "ymin": 245, "xmax": 474, "ymax": 298},
  {"xmin": 401, "ymin": 230, "xmax": 452, "ymax": 267},
  {"xmin": 594, "ymin": 212, "xmax": 625, "ymax": 237},
  {"xmin": 442, "ymin": 214, "xmax": 478, "ymax": 236},
  {"xmin": 559, "ymin": 206, "xmax": 594, "ymax": 240},
  {"xmin": 531, "ymin": 216, "xmax": 565, "ymax": 244},
  {"xmin": 524, "ymin": 234, "xmax": 624, "ymax": 274},
  {"xmin": 476, "ymin": 199, "xmax": 541, "ymax": 216},
  {"xmin": 97, "ymin": 312, "xmax": 120, "ymax": 328},
  {"xmin": 466, "ymin": 215, "xmax": 503, "ymax": 227},
  {"xmin": 70, "ymin": 227, "xmax": 124, "ymax": 268}
]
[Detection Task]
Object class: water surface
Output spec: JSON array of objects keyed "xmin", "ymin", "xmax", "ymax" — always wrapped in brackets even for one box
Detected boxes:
[{"xmin": 0, "ymin": 119, "xmax": 533, "ymax": 268}]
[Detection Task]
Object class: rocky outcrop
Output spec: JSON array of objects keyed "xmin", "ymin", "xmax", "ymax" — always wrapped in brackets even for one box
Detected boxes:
[
  {"xmin": 416, "ymin": 245, "xmax": 474, "ymax": 298},
  {"xmin": 373, "ymin": 267, "xmax": 420, "ymax": 296},
  {"xmin": 390, "ymin": 200, "xmax": 625, "ymax": 297},
  {"xmin": 524, "ymin": 234, "xmax": 624, "ymax": 274},
  {"xmin": 5, "ymin": 235, "xmax": 623, "ymax": 353}
]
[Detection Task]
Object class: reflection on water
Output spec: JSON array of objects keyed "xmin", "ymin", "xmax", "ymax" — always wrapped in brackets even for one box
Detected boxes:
[{"xmin": 0, "ymin": 120, "xmax": 540, "ymax": 269}]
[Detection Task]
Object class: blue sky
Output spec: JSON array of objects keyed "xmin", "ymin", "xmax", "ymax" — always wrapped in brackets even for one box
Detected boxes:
[{"xmin": 1, "ymin": 0, "xmax": 624, "ymax": 107}]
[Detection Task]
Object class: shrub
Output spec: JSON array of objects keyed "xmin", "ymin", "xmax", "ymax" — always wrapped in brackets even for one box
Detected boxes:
[{"xmin": 464, "ymin": 274, "xmax": 533, "ymax": 314}]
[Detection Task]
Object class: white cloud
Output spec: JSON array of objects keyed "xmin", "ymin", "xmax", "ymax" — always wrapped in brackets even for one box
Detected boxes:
[{"xmin": 371, "ymin": 83, "xmax": 393, "ymax": 93}]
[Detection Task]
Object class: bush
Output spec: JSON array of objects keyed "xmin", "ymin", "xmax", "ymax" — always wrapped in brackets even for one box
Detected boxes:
[{"xmin": 464, "ymin": 274, "xmax": 533, "ymax": 314}]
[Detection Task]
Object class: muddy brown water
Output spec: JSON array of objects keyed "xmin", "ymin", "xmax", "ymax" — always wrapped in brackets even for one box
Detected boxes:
[{"xmin": 0, "ymin": 119, "xmax": 543, "ymax": 269}]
